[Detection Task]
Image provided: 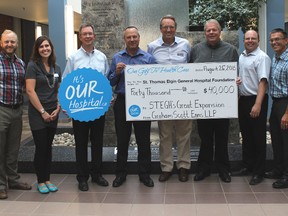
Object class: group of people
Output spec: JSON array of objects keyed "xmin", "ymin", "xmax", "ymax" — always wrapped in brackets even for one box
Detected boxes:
[{"xmin": 0, "ymin": 15, "xmax": 287, "ymax": 199}]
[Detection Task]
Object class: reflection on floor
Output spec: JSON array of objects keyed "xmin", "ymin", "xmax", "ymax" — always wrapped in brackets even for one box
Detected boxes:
[{"xmin": 1, "ymin": 173, "xmax": 288, "ymax": 216}]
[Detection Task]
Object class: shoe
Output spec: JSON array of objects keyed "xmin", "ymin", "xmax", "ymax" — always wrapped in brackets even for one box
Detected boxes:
[
  {"xmin": 249, "ymin": 175, "xmax": 263, "ymax": 185},
  {"xmin": 158, "ymin": 172, "xmax": 172, "ymax": 182},
  {"xmin": 92, "ymin": 175, "xmax": 109, "ymax": 187},
  {"xmin": 194, "ymin": 170, "xmax": 210, "ymax": 181},
  {"xmin": 112, "ymin": 176, "xmax": 126, "ymax": 187},
  {"xmin": 139, "ymin": 176, "xmax": 154, "ymax": 187},
  {"xmin": 219, "ymin": 172, "xmax": 231, "ymax": 183},
  {"xmin": 45, "ymin": 183, "xmax": 58, "ymax": 192},
  {"xmin": 37, "ymin": 184, "xmax": 49, "ymax": 194},
  {"xmin": 78, "ymin": 181, "xmax": 89, "ymax": 191},
  {"xmin": 9, "ymin": 182, "xmax": 32, "ymax": 190},
  {"xmin": 231, "ymin": 168, "xmax": 250, "ymax": 176},
  {"xmin": 0, "ymin": 189, "xmax": 8, "ymax": 199},
  {"xmin": 272, "ymin": 178, "xmax": 288, "ymax": 189},
  {"xmin": 264, "ymin": 171, "xmax": 282, "ymax": 179},
  {"xmin": 178, "ymin": 168, "xmax": 189, "ymax": 182}
]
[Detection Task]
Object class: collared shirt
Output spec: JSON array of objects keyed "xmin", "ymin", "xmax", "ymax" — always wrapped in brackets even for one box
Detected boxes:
[
  {"xmin": 0, "ymin": 51, "xmax": 25, "ymax": 105},
  {"xmin": 270, "ymin": 48, "xmax": 288, "ymax": 98},
  {"xmin": 63, "ymin": 46, "xmax": 109, "ymax": 78},
  {"xmin": 190, "ymin": 40, "xmax": 239, "ymax": 63},
  {"xmin": 147, "ymin": 36, "xmax": 190, "ymax": 64},
  {"xmin": 108, "ymin": 48, "xmax": 156, "ymax": 95},
  {"xmin": 239, "ymin": 47, "xmax": 271, "ymax": 96}
]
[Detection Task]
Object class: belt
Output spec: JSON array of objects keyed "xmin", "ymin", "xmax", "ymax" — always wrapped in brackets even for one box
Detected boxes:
[
  {"xmin": 0, "ymin": 102, "xmax": 21, "ymax": 109},
  {"xmin": 272, "ymin": 97, "xmax": 288, "ymax": 101}
]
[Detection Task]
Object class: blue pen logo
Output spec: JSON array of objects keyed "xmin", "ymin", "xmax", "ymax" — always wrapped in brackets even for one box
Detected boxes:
[
  {"xmin": 59, "ymin": 68, "xmax": 112, "ymax": 121},
  {"xmin": 128, "ymin": 105, "xmax": 141, "ymax": 117}
]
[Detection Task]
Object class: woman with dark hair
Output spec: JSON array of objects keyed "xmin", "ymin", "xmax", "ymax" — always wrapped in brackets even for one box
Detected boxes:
[{"xmin": 26, "ymin": 36, "xmax": 61, "ymax": 194}]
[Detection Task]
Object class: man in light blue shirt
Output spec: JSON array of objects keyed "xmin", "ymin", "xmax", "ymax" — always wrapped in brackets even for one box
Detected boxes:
[
  {"xmin": 147, "ymin": 15, "xmax": 192, "ymax": 182},
  {"xmin": 63, "ymin": 23, "xmax": 109, "ymax": 191}
]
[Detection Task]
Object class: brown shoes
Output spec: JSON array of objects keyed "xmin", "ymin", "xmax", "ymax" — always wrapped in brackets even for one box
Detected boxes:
[
  {"xmin": 158, "ymin": 172, "xmax": 172, "ymax": 182},
  {"xmin": 178, "ymin": 168, "xmax": 189, "ymax": 182},
  {"xmin": 9, "ymin": 182, "xmax": 32, "ymax": 190},
  {"xmin": 0, "ymin": 189, "xmax": 8, "ymax": 199}
]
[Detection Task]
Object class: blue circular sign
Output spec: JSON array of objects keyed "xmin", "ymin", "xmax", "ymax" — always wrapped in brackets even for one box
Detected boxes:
[
  {"xmin": 59, "ymin": 68, "xmax": 112, "ymax": 122},
  {"xmin": 128, "ymin": 105, "xmax": 141, "ymax": 117}
]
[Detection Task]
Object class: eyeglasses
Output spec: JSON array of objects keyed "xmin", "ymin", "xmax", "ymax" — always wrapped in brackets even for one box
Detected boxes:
[
  {"xmin": 161, "ymin": 26, "xmax": 175, "ymax": 30},
  {"xmin": 269, "ymin": 38, "xmax": 285, "ymax": 43}
]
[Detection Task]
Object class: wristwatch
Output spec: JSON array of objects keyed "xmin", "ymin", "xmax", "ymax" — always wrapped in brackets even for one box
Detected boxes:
[{"xmin": 40, "ymin": 108, "xmax": 45, "ymax": 114}]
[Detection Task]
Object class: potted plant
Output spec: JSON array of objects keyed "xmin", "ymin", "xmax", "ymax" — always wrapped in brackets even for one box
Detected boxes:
[{"xmin": 189, "ymin": 0, "xmax": 267, "ymax": 32}]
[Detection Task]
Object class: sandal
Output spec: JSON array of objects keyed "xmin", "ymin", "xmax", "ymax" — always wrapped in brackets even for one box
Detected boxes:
[
  {"xmin": 37, "ymin": 184, "xmax": 49, "ymax": 194},
  {"xmin": 45, "ymin": 183, "xmax": 58, "ymax": 192}
]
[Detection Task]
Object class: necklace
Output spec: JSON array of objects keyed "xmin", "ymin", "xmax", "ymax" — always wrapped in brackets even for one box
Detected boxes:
[{"xmin": 45, "ymin": 73, "xmax": 56, "ymax": 89}]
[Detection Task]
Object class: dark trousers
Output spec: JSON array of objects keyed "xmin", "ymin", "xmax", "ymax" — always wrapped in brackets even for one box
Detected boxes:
[
  {"xmin": 196, "ymin": 118, "xmax": 230, "ymax": 173},
  {"xmin": 114, "ymin": 96, "xmax": 151, "ymax": 177},
  {"xmin": 269, "ymin": 98, "xmax": 288, "ymax": 178},
  {"xmin": 32, "ymin": 127, "xmax": 57, "ymax": 183},
  {"xmin": 238, "ymin": 95, "xmax": 268, "ymax": 175},
  {"xmin": 72, "ymin": 116, "xmax": 105, "ymax": 182}
]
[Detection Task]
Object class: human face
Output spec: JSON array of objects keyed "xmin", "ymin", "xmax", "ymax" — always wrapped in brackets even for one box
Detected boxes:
[
  {"xmin": 0, "ymin": 32, "xmax": 18, "ymax": 56},
  {"xmin": 79, "ymin": 26, "xmax": 96, "ymax": 49},
  {"xmin": 38, "ymin": 40, "xmax": 52, "ymax": 59},
  {"xmin": 205, "ymin": 22, "xmax": 221, "ymax": 46},
  {"xmin": 270, "ymin": 32, "xmax": 288, "ymax": 56},
  {"xmin": 160, "ymin": 18, "xmax": 176, "ymax": 44},
  {"xmin": 244, "ymin": 30, "xmax": 259, "ymax": 54},
  {"xmin": 124, "ymin": 28, "xmax": 140, "ymax": 51}
]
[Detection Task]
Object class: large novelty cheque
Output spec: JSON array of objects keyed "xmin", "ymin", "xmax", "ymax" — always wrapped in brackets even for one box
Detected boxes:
[
  {"xmin": 125, "ymin": 62, "xmax": 238, "ymax": 121},
  {"xmin": 59, "ymin": 68, "xmax": 112, "ymax": 122}
]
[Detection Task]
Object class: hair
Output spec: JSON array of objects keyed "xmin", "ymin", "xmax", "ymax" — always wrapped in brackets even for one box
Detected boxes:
[
  {"xmin": 79, "ymin": 23, "xmax": 95, "ymax": 34},
  {"xmin": 1, "ymin": 29, "xmax": 18, "ymax": 42},
  {"xmin": 123, "ymin": 25, "xmax": 140, "ymax": 37},
  {"xmin": 270, "ymin": 28, "xmax": 287, "ymax": 38},
  {"xmin": 204, "ymin": 19, "xmax": 222, "ymax": 31},
  {"xmin": 159, "ymin": 15, "xmax": 177, "ymax": 29},
  {"xmin": 30, "ymin": 35, "xmax": 56, "ymax": 67}
]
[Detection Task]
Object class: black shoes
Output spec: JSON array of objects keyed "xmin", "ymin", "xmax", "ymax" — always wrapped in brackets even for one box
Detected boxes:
[
  {"xmin": 264, "ymin": 171, "xmax": 282, "ymax": 179},
  {"xmin": 194, "ymin": 170, "xmax": 210, "ymax": 181},
  {"xmin": 249, "ymin": 175, "xmax": 263, "ymax": 185},
  {"xmin": 272, "ymin": 178, "xmax": 288, "ymax": 189},
  {"xmin": 112, "ymin": 176, "xmax": 126, "ymax": 187},
  {"xmin": 139, "ymin": 176, "xmax": 154, "ymax": 187},
  {"xmin": 91, "ymin": 175, "xmax": 109, "ymax": 187},
  {"xmin": 219, "ymin": 172, "xmax": 231, "ymax": 183},
  {"xmin": 231, "ymin": 168, "xmax": 250, "ymax": 176},
  {"xmin": 78, "ymin": 181, "xmax": 89, "ymax": 191}
]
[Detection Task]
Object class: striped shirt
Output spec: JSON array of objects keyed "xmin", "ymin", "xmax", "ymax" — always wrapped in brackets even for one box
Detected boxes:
[
  {"xmin": 269, "ymin": 48, "xmax": 288, "ymax": 98},
  {"xmin": 0, "ymin": 51, "xmax": 25, "ymax": 105}
]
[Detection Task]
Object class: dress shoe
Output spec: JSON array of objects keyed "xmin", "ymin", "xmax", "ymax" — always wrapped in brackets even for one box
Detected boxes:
[
  {"xmin": 231, "ymin": 168, "xmax": 250, "ymax": 176},
  {"xmin": 264, "ymin": 171, "xmax": 282, "ymax": 179},
  {"xmin": 139, "ymin": 176, "xmax": 154, "ymax": 187},
  {"xmin": 112, "ymin": 176, "xmax": 126, "ymax": 187},
  {"xmin": 219, "ymin": 172, "xmax": 231, "ymax": 183},
  {"xmin": 178, "ymin": 168, "xmax": 189, "ymax": 182},
  {"xmin": 0, "ymin": 189, "xmax": 8, "ymax": 199},
  {"xmin": 272, "ymin": 178, "xmax": 288, "ymax": 189},
  {"xmin": 158, "ymin": 172, "xmax": 172, "ymax": 182},
  {"xmin": 92, "ymin": 175, "xmax": 109, "ymax": 187},
  {"xmin": 9, "ymin": 182, "xmax": 32, "ymax": 190},
  {"xmin": 78, "ymin": 181, "xmax": 89, "ymax": 191},
  {"xmin": 194, "ymin": 171, "xmax": 210, "ymax": 181},
  {"xmin": 249, "ymin": 175, "xmax": 263, "ymax": 185}
]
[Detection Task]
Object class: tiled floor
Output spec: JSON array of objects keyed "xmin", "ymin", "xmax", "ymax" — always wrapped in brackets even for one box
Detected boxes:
[{"xmin": 1, "ymin": 173, "xmax": 288, "ymax": 215}]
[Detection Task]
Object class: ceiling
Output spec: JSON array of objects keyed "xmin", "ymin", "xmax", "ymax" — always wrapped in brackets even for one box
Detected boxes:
[{"xmin": 0, "ymin": 0, "xmax": 81, "ymax": 30}]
